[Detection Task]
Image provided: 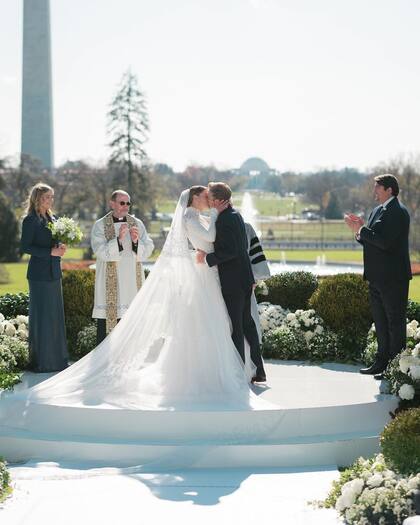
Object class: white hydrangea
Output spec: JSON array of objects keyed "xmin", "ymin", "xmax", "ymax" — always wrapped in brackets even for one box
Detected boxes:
[
  {"xmin": 413, "ymin": 343, "xmax": 420, "ymax": 358},
  {"xmin": 0, "ymin": 313, "xmax": 4, "ymax": 323},
  {"xmin": 366, "ymin": 473, "xmax": 383, "ymax": 488},
  {"xmin": 304, "ymin": 331, "xmax": 314, "ymax": 342},
  {"xmin": 398, "ymin": 383, "xmax": 415, "ymax": 400},
  {"xmin": 409, "ymin": 365, "xmax": 420, "ymax": 380},
  {"xmin": 335, "ymin": 478, "xmax": 365, "ymax": 511},
  {"xmin": 399, "ymin": 356, "xmax": 417, "ymax": 374},
  {"xmin": 4, "ymin": 322, "xmax": 16, "ymax": 337},
  {"xmin": 407, "ymin": 326, "xmax": 416, "ymax": 338}
]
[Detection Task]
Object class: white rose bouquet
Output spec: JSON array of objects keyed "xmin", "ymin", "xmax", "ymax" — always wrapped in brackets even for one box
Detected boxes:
[{"xmin": 48, "ymin": 217, "xmax": 83, "ymax": 246}]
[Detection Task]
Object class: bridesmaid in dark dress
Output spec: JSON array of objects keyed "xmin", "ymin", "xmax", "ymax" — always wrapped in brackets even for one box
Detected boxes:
[{"xmin": 20, "ymin": 183, "xmax": 69, "ymax": 372}]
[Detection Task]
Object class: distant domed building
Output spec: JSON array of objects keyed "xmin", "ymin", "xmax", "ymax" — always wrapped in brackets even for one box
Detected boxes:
[
  {"xmin": 236, "ymin": 157, "xmax": 278, "ymax": 189},
  {"xmin": 239, "ymin": 157, "xmax": 271, "ymax": 176}
]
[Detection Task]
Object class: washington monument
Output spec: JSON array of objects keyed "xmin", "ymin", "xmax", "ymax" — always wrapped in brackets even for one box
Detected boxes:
[{"xmin": 21, "ymin": 0, "xmax": 54, "ymax": 169}]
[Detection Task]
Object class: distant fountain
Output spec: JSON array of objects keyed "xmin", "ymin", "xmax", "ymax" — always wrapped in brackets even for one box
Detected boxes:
[
  {"xmin": 316, "ymin": 254, "xmax": 327, "ymax": 266},
  {"xmin": 240, "ymin": 192, "xmax": 260, "ymax": 236},
  {"xmin": 280, "ymin": 251, "xmax": 286, "ymax": 265}
]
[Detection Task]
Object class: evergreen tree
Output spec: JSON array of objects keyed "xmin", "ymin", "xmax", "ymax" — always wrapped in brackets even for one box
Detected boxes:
[
  {"xmin": 107, "ymin": 70, "xmax": 150, "ymax": 217},
  {"xmin": 324, "ymin": 192, "xmax": 342, "ymax": 219},
  {"xmin": 0, "ymin": 191, "xmax": 20, "ymax": 262}
]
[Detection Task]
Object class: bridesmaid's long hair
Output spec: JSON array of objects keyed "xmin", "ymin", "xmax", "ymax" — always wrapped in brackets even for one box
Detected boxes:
[
  {"xmin": 187, "ymin": 185, "xmax": 207, "ymax": 207},
  {"xmin": 24, "ymin": 182, "xmax": 54, "ymax": 217}
]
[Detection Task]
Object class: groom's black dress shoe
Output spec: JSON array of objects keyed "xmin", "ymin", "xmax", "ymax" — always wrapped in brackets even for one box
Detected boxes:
[
  {"xmin": 374, "ymin": 373, "xmax": 385, "ymax": 380},
  {"xmin": 359, "ymin": 361, "xmax": 388, "ymax": 375},
  {"xmin": 251, "ymin": 375, "xmax": 267, "ymax": 383}
]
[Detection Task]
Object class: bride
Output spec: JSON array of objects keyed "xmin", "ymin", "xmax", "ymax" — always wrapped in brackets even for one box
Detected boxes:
[{"xmin": 4, "ymin": 187, "xmax": 267, "ymax": 412}]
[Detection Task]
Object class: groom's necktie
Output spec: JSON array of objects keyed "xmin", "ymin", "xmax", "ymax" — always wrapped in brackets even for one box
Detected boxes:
[{"xmin": 368, "ymin": 206, "xmax": 383, "ymax": 228}]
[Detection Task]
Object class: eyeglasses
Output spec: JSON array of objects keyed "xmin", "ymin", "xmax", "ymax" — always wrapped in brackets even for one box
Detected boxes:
[{"xmin": 118, "ymin": 201, "xmax": 131, "ymax": 206}]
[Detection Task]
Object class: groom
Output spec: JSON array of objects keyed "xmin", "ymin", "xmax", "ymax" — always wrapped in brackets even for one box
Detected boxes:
[{"xmin": 196, "ymin": 182, "xmax": 266, "ymax": 382}]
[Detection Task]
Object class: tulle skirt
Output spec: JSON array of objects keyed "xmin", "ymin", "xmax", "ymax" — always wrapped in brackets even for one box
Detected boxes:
[{"xmin": 4, "ymin": 253, "xmax": 263, "ymax": 412}]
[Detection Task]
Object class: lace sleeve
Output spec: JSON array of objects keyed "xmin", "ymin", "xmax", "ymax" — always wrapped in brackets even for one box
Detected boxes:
[{"xmin": 184, "ymin": 208, "xmax": 218, "ymax": 243}]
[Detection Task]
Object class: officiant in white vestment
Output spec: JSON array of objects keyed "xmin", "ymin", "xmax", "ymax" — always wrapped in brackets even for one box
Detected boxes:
[{"xmin": 91, "ymin": 190, "xmax": 154, "ymax": 344}]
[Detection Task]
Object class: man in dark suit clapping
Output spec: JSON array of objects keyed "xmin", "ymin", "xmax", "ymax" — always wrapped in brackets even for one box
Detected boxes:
[{"xmin": 345, "ymin": 174, "xmax": 411, "ymax": 377}]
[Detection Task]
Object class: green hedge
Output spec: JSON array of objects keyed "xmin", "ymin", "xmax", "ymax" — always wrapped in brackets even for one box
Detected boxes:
[
  {"xmin": 309, "ymin": 273, "xmax": 371, "ymax": 361},
  {"xmin": 264, "ymin": 271, "xmax": 318, "ymax": 310},
  {"xmin": 62, "ymin": 270, "xmax": 95, "ymax": 355},
  {"xmin": 380, "ymin": 408, "xmax": 420, "ymax": 475},
  {"xmin": 0, "ymin": 292, "xmax": 29, "ymax": 318}
]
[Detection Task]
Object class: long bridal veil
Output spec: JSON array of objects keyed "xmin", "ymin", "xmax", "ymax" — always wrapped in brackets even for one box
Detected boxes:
[{"xmin": 8, "ymin": 189, "xmax": 260, "ymax": 411}]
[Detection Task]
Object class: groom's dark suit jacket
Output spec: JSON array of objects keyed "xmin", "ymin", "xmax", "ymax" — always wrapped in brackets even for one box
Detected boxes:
[
  {"xmin": 206, "ymin": 206, "xmax": 255, "ymax": 293},
  {"xmin": 358, "ymin": 197, "xmax": 411, "ymax": 283}
]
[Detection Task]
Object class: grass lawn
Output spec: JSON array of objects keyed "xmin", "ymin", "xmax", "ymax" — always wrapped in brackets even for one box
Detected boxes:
[
  {"xmin": 0, "ymin": 263, "xmax": 28, "ymax": 294},
  {"xmin": 253, "ymin": 194, "xmax": 307, "ymax": 216},
  {"xmin": 155, "ymin": 199, "xmax": 177, "ymax": 214},
  {"xmin": 3, "ymin": 254, "xmax": 420, "ymax": 302},
  {"xmin": 265, "ymin": 249, "xmax": 363, "ymax": 263}
]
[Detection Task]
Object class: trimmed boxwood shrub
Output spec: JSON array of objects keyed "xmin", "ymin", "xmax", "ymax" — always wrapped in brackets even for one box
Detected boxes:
[
  {"xmin": 62, "ymin": 270, "xmax": 95, "ymax": 355},
  {"xmin": 0, "ymin": 292, "xmax": 29, "ymax": 318},
  {"xmin": 264, "ymin": 271, "xmax": 318, "ymax": 311},
  {"xmin": 309, "ymin": 273, "xmax": 371, "ymax": 361},
  {"xmin": 380, "ymin": 408, "xmax": 420, "ymax": 475}
]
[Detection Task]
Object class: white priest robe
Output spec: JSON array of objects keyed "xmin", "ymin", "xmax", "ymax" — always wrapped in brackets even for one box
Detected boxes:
[{"xmin": 91, "ymin": 215, "xmax": 154, "ymax": 319}]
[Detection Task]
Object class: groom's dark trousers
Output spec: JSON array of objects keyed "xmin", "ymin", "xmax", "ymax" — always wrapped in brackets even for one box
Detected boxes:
[
  {"xmin": 206, "ymin": 206, "xmax": 265, "ymax": 377},
  {"xmin": 358, "ymin": 197, "xmax": 411, "ymax": 366}
]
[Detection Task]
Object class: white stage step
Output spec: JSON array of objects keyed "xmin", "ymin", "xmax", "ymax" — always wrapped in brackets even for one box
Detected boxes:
[{"xmin": 0, "ymin": 362, "xmax": 398, "ymax": 468}]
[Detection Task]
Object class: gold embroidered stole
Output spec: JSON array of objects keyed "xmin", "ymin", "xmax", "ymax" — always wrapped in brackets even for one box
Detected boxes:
[{"xmin": 104, "ymin": 212, "xmax": 143, "ymax": 334}]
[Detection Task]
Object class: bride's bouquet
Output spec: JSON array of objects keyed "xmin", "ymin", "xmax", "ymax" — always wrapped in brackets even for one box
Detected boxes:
[{"xmin": 48, "ymin": 217, "xmax": 84, "ymax": 246}]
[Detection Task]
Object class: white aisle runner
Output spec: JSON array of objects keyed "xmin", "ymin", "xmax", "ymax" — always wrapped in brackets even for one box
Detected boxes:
[{"xmin": 2, "ymin": 465, "xmax": 344, "ymax": 525}]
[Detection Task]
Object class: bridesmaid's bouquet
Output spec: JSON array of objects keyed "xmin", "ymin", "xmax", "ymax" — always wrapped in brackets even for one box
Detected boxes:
[{"xmin": 48, "ymin": 217, "xmax": 84, "ymax": 246}]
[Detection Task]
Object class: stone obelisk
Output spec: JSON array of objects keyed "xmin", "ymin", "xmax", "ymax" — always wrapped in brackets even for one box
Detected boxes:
[{"xmin": 21, "ymin": 0, "xmax": 54, "ymax": 169}]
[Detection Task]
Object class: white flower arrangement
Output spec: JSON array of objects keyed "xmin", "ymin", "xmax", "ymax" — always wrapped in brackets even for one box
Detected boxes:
[
  {"xmin": 48, "ymin": 217, "xmax": 83, "ymax": 246},
  {"xmin": 0, "ymin": 316, "xmax": 29, "ymax": 341},
  {"xmin": 257, "ymin": 302, "xmax": 290, "ymax": 334},
  {"xmin": 364, "ymin": 319, "xmax": 420, "ymax": 403},
  {"xmin": 255, "ymin": 280, "xmax": 269, "ymax": 297},
  {"xmin": 398, "ymin": 383, "xmax": 415, "ymax": 401},
  {"xmin": 259, "ymin": 303, "xmax": 339, "ymax": 361},
  {"xmin": 323, "ymin": 454, "xmax": 420, "ymax": 524}
]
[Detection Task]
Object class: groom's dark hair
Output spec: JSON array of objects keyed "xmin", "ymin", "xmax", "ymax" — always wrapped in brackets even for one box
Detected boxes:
[
  {"xmin": 208, "ymin": 182, "xmax": 232, "ymax": 201},
  {"xmin": 374, "ymin": 174, "xmax": 399, "ymax": 196}
]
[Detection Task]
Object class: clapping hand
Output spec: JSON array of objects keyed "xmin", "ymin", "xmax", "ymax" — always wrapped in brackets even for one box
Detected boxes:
[
  {"xmin": 129, "ymin": 226, "xmax": 139, "ymax": 243},
  {"xmin": 344, "ymin": 213, "xmax": 364, "ymax": 233},
  {"xmin": 196, "ymin": 249, "xmax": 207, "ymax": 264}
]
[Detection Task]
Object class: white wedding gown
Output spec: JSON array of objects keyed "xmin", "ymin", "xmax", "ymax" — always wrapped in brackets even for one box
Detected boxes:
[{"xmin": 1, "ymin": 190, "xmax": 269, "ymax": 417}]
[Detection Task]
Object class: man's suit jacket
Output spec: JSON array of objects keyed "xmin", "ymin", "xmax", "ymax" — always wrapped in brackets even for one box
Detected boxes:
[
  {"xmin": 358, "ymin": 197, "xmax": 411, "ymax": 283},
  {"xmin": 20, "ymin": 212, "xmax": 62, "ymax": 281},
  {"xmin": 206, "ymin": 206, "xmax": 255, "ymax": 294}
]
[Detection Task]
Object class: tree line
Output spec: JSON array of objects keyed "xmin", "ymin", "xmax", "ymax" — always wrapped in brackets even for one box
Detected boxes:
[{"xmin": 0, "ymin": 70, "xmax": 419, "ymax": 260}]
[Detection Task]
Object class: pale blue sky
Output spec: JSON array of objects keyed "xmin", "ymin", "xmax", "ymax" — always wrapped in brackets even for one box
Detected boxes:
[{"xmin": 1, "ymin": 0, "xmax": 420, "ymax": 171}]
